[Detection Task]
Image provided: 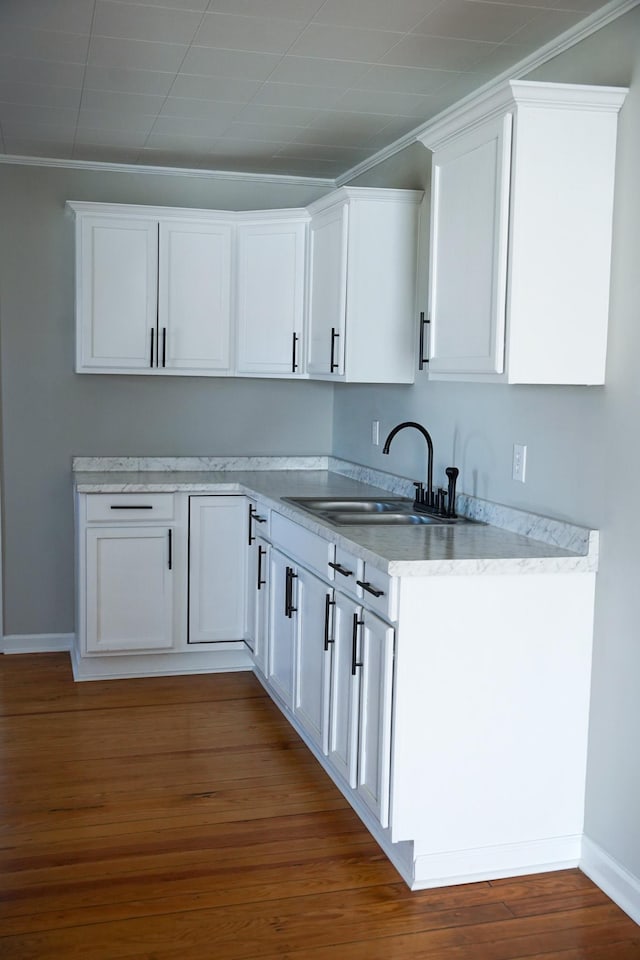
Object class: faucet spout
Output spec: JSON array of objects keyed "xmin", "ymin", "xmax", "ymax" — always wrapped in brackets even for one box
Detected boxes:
[{"xmin": 382, "ymin": 421, "xmax": 434, "ymax": 509}]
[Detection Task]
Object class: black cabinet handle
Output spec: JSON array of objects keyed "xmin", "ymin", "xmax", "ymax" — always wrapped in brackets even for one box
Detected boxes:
[
  {"xmin": 324, "ymin": 593, "xmax": 335, "ymax": 651},
  {"xmin": 162, "ymin": 326, "xmax": 167, "ymax": 367},
  {"xmin": 248, "ymin": 504, "xmax": 267, "ymax": 544},
  {"xmin": 330, "ymin": 327, "xmax": 340, "ymax": 373},
  {"xmin": 110, "ymin": 505, "xmax": 153, "ymax": 510},
  {"xmin": 257, "ymin": 546, "xmax": 266, "ymax": 590},
  {"xmin": 168, "ymin": 529, "xmax": 172, "ymax": 570},
  {"xmin": 292, "ymin": 332, "xmax": 299, "ymax": 373},
  {"xmin": 248, "ymin": 503, "xmax": 255, "ymax": 545},
  {"xmin": 150, "ymin": 327, "xmax": 155, "ymax": 368},
  {"xmin": 356, "ymin": 579, "xmax": 385, "ymax": 598},
  {"xmin": 328, "ymin": 561, "xmax": 353, "ymax": 578},
  {"xmin": 418, "ymin": 311, "xmax": 430, "ymax": 370},
  {"xmin": 285, "ymin": 566, "xmax": 298, "ymax": 618},
  {"xmin": 351, "ymin": 613, "xmax": 364, "ymax": 675}
]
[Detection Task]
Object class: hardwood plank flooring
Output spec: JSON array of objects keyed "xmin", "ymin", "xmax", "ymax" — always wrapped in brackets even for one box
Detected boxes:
[{"xmin": 1, "ymin": 654, "xmax": 638, "ymax": 960}]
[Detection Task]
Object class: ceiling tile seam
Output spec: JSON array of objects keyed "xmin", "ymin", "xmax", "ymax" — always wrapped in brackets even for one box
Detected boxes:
[
  {"xmin": 71, "ymin": 0, "xmax": 99, "ymax": 161},
  {"xmin": 132, "ymin": 0, "xmax": 329, "ymax": 163},
  {"xmin": 335, "ymin": 0, "xmax": 639, "ymax": 187},
  {"xmin": 135, "ymin": 4, "xmax": 221, "ymax": 166},
  {"xmin": 196, "ymin": 0, "xmax": 340, "ymax": 144}
]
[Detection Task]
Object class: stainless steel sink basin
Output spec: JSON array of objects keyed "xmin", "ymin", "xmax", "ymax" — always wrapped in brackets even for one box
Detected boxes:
[
  {"xmin": 285, "ymin": 496, "xmax": 408, "ymax": 514},
  {"xmin": 282, "ymin": 496, "xmax": 467, "ymax": 526}
]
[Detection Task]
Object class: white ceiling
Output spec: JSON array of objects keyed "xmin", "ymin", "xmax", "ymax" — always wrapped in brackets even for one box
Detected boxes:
[{"xmin": 0, "ymin": 0, "xmax": 617, "ymax": 180}]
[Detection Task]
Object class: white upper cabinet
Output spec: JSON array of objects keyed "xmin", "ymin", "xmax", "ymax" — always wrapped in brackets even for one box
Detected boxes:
[
  {"xmin": 70, "ymin": 203, "xmax": 233, "ymax": 376},
  {"xmin": 75, "ymin": 213, "xmax": 158, "ymax": 371},
  {"xmin": 420, "ymin": 80, "xmax": 627, "ymax": 385},
  {"xmin": 68, "ymin": 188, "xmax": 423, "ymax": 384},
  {"xmin": 159, "ymin": 220, "xmax": 232, "ymax": 374},
  {"xmin": 307, "ymin": 202, "xmax": 348, "ymax": 377},
  {"xmin": 236, "ymin": 215, "xmax": 307, "ymax": 377},
  {"xmin": 307, "ymin": 188, "xmax": 422, "ymax": 383}
]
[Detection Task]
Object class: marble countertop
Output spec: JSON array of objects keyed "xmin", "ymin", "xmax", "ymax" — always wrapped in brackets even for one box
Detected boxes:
[{"xmin": 73, "ymin": 457, "xmax": 598, "ymax": 577}]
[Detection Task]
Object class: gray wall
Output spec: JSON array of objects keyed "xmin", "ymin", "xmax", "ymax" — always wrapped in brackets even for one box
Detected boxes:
[
  {"xmin": 0, "ymin": 164, "xmax": 333, "ymax": 636},
  {"xmin": 338, "ymin": 7, "xmax": 640, "ymax": 884}
]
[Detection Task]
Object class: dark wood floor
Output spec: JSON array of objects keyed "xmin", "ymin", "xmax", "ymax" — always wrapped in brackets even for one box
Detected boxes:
[{"xmin": 1, "ymin": 653, "xmax": 638, "ymax": 960}]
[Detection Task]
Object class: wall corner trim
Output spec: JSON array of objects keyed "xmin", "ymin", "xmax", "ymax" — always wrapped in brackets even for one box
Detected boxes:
[
  {"xmin": 581, "ymin": 834, "xmax": 640, "ymax": 926},
  {"xmin": 2, "ymin": 634, "xmax": 74, "ymax": 654}
]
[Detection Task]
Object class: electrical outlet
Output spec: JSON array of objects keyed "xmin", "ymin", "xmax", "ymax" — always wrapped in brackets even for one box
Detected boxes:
[
  {"xmin": 512, "ymin": 443, "xmax": 527, "ymax": 483},
  {"xmin": 372, "ymin": 420, "xmax": 380, "ymax": 446}
]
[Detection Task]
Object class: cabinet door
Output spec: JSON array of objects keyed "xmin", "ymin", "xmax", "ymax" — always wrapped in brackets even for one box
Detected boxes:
[
  {"xmin": 307, "ymin": 204, "xmax": 347, "ymax": 377},
  {"xmin": 294, "ymin": 570, "xmax": 332, "ymax": 755},
  {"xmin": 356, "ymin": 610, "xmax": 395, "ymax": 828},
  {"xmin": 188, "ymin": 496, "xmax": 246, "ymax": 643},
  {"xmin": 236, "ymin": 220, "xmax": 306, "ymax": 376},
  {"xmin": 159, "ymin": 221, "xmax": 232, "ymax": 373},
  {"xmin": 252, "ymin": 538, "xmax": 270, "ymax": 677},
  {"xmin": 85, "ymin": 525, "xmax": 173, "ymax": 652},
  {"xmin": 267, "ymin": 549, "xmax": 297, "ymax": 709},
  {"xmin": 327, "ymin": 592, "xmax": 360, "ymax": 788},
  {"xmin": 428, "ymin": 113, "xmax": 512, "ymax": 376},
  {"xmin": 77, "ymin": 215, "xmax": 158, "ymax": 371}
]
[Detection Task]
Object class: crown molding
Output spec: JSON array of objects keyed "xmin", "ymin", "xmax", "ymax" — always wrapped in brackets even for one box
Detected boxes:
[
  {"xmin": 0, "ymin": 153, "xmax": 336, "ymax": 189},
  {"xmin": 336, "ymin": 0, "xmax": 639, "ymax": 187}
]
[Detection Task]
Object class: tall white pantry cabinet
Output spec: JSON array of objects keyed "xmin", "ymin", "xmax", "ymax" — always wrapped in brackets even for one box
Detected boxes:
[{"xmin": 419, "ymin": 80, "xmax": 627, "ymax": 384}]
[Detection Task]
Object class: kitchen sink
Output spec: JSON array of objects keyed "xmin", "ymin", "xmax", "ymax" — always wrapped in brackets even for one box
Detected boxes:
[{"xmin": 282, "ymin": 496, "xmax": 468, "ymax": 526}]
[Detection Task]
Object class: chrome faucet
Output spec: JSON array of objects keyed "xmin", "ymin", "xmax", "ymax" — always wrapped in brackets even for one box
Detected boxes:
[{"xmin": 382, "ymin": 421, "xmax": 458, "ymax": 517}]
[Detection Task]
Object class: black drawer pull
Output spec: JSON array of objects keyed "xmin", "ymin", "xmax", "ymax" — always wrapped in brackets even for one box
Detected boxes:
[
  {"xmin": 330, "ymin": 327, "xmax": 340, "ymax": 373},
  {"xmin": 324, "ymin": 593, "xmax": 335, "ymax": 651},
  {"xmin": 328, "ymin": 561, "xmax": 353, "ymax": 578},
  {"xmin": 109, "ymin": 505, "xmax": 153, "ymax": 510},
  {"xmin": 356, "ymin": 579, "xmax": 384, "ymax": 598},
  {"xmin": 351, "ymin": 613, "xmax": 364, "ymax": 675},
  {"xmin": 257, "ymin": 546, "xmax": 266, "ymax": 590},
  {"xmin": 168, "ymin": 529, "xmax": 172, "ymax": 570},
  {"xmin": 418, "ymin": 311, "xmax": 430, "ymax": 370}
]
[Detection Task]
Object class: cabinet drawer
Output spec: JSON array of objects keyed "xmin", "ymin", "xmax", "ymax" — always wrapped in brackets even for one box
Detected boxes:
[
  {"xmin": 329, "ymin": 544, "xmax": 362, "ymax": 597},
  {"xmin": 357, "ymin": 563, "xmax": 398, "ymax": 622},
  {"xmin": 271, "ymin": 512, "xmax": 332, "ymax": 577},
  {"xmin": 85, "ymin": 493, "xmax": 175, "ymax": 522}
]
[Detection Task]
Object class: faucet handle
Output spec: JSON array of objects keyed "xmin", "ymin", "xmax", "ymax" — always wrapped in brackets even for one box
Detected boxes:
[{"xmin": 413, "ymin": 481, "xmax": 425, "ymax": 505}]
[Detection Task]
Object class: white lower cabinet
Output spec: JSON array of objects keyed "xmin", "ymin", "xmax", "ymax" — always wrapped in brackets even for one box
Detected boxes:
[
  {"xmin": 328, "ymin": 592, "xmax": 394, "ymax": 828},
  {"xmin": 354, "ymin": 606, "xmax": 394, "ymax": 829},
  {"xmin": 260, "ymin": 513, "xmax": 596, "ymax": 891},
  {"xmin": 246, "ymin": 496, "xmax": 271, "ymax": 674},
  {"xmin": 264, "ymin": 518, "xmax": 395, "ymax": 831},
  {"xmin": 79, "ymin": 493, "xmax": 181, "ymax": 655},
  {"xmin": 294, "ymin": 567, "xmax": 332, "ymax": 755},
  {"xmin": 188, "ymin": 496, "xmax": 247, "ymax": 644},
  {"xmin": 327, "ymin": 590, "xmax": 360, "ymax": 788},
  {"xmin": 267, "ymin": 548, "xmax": 296, "ymax": 708},
  {"xmin": 85, "ymin": 524, "xmax": 175, "ymax": 653},
  {"xmin": 251, "ymin": 537, "xmax": 270, "ymax": 677}
]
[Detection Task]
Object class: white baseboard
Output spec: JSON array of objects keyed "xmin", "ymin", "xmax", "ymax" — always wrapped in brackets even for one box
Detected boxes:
[
  {"xmin": 581, "ymin": 835, "xmax": 640, "ymax": 926},
  {"xmin": 411, "ymin": 835, "xmax": 581, "ymax": 890},
  {"xmin": 2, "ymin": 633, "xmax": 74, "ymax": 654},
  {"xmin": 70, "ymin": 643, "xmax": 253, "ymax": 681}
]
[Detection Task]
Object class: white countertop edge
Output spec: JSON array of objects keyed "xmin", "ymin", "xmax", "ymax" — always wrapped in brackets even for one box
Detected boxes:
[
  {"xmin": 72, "ymin": 455, "xmax": 330, "ymax": 472},
  {"xmin": 72, "ymin": 453, "xmax": 595, "ymax": 555},
  {"xmin": 73, "ymin": 472, "xmax": 598, "ymax": 577}
]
